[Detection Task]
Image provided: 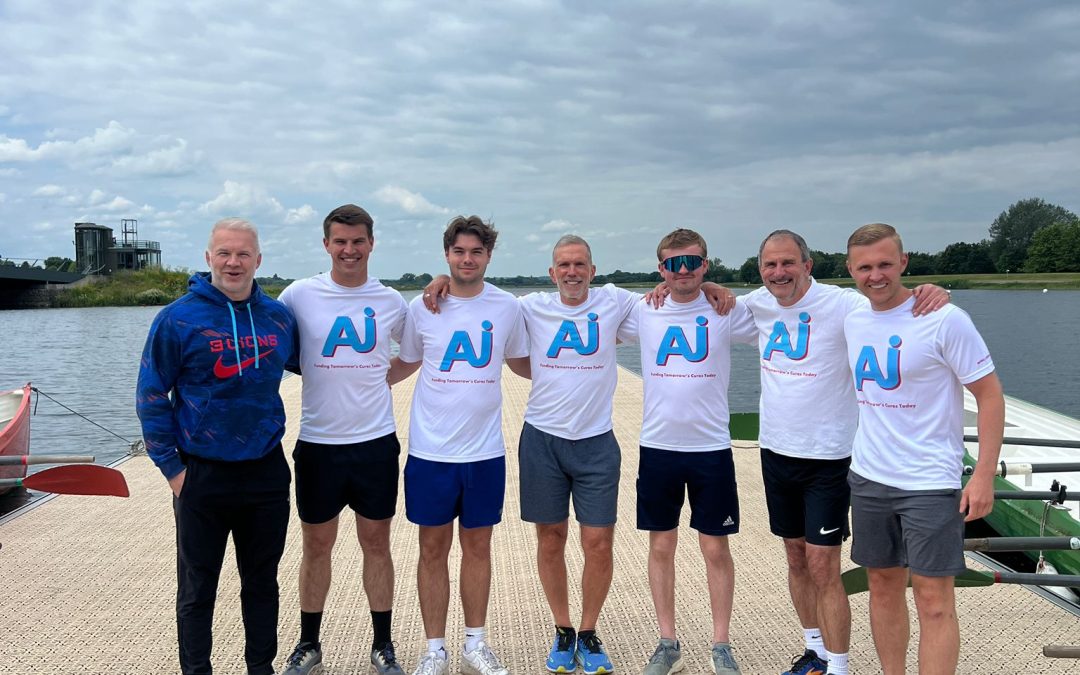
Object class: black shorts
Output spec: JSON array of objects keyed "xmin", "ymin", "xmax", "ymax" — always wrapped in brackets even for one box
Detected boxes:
[
  {"xmin": 293, "ymin": 434, "xmax": 401, "ymax": 524},
  {"xmin": 760, "ymin": 448, "xmax": 850, "ymax": 546},
  {"xmin": 636, "ymin": 446, "xmax": 739, "ymax": 536}
]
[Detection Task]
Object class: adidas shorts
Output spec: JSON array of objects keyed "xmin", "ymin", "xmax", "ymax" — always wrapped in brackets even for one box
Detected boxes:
[{"xmin": 636, "ymin": 446, "xmax": 739, "ymax": 536}]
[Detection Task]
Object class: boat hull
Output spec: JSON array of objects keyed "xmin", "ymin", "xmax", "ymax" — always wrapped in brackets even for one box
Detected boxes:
[
  {"xmin": 963, "ymin": 393, "xmax": 1080, "ymax": 581},
  {"xmin": 0, "ymin": 383, "xmax": 31, "ymax": 494}
]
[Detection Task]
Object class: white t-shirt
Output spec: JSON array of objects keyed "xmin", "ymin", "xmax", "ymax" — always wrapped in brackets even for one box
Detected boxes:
[
  {"xmin": 620, "ymin": 292, "xmax": 757, "ymax": 452},
  {"xmin": 844, "ymin": 296, "xmax": 995, "ymax": 490},
  {"xmin": 399, "ymin": 282, "xmax": 529, "ymax": 463},
  {"xmin": 743, "ymin": 279, "xmax": 866, "ymax": 460},
  {"xmin": 279, "ymin": 274, "xmax": 408, "ymax": 444},
  {"xmin": 521, "ymin": 284, "xmax": 641, "ymax": 440}
]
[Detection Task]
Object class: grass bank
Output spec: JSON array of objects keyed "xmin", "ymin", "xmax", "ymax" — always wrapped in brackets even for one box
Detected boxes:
[
  {"xmin": 48, "ymin": 269, "xmax": 1080, "ymax": 308},
  {"xmin": 50, "ymin": 269, "xmax": 289, "ymax": 307},
  {"xmin": 812, "ymin": 272, "xmax": 1080, "ymax": 291}
]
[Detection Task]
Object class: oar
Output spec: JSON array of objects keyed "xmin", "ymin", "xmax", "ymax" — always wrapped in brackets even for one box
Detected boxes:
[
  {"xmin": 965, "ymin": 434, "xmax": 1080, "ymax": 450},
  {"xmin": 0, "ymin": 464, "xmax": 129, "ymax": 497},
  {"xmin": 993, "ymin": 489, "xmax": 1072, "ymax": 502},
  {"xmin": 842, "ymin": 566, "xmax": 1080, "ymax": 595},
  {"xmin": 0, "ymin": 455, "xmax": 95, "ymax": 466},
  {"xmin": 963, "ymin": 462, "xmax": 1080, "ymax": 478},
  {"xmin": 964, "ymin": 536, "xmax": 1080, "ymax": 552}
]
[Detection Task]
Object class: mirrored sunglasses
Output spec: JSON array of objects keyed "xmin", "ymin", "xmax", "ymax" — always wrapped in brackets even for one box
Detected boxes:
[{"xmin": 662, "ymin": 254, "xmax": 705, "ymax": 272}]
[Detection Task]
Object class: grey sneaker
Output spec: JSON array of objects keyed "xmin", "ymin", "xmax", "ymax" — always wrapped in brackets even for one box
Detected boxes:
[
  {"xmin": 709, "ymin": 643, "xmax": 740, "ymax": 675},
  {"xmin": 372, "ymin": 641, "xmax": 405, "ymax": 675},
  {"xmin": 281, "ymin": 641, "xmax": 323, "ymax": 675},
  {"xmin": 643, "ymin": 639, "xmax": 684, "ymax": 675},
  {"xmin": 461, "ymin": 640, "xmax": 509, "ymax": 675},
  {"xmin": 412, "ymin": 650, "xmax": 449, "ymax": 675}
]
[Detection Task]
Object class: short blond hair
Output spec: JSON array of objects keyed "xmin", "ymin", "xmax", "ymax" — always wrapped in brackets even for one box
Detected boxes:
[
  {"xmin": 656, "ymin": 228, "xmax": 707, "ymax": 260},
  {"xmin": 846, "ymin": 223, "xmax": 903, "ymax": 253}
]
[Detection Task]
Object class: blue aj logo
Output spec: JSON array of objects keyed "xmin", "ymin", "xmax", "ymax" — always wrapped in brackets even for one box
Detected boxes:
[
  {"xmin": 656, "ymin": 316, "xmax": 709, "ymax": 365},
  {"xmin": 854, "ymin": 335, "xmax": 903, "ymax": 391},
  {"xmin": 547, "ymin": 313, "xmax": 600, "ymax": 357},
  {"xmin": 321, "ymin": 308, "xmax": 377, "ymax": 356},
  {"xmin": 440, "ymin": 321, "xmax": 494, "ymax": 371},
  {"xmin": 763, "ymin": 312, "xmax": 811, "ymax": 361}
]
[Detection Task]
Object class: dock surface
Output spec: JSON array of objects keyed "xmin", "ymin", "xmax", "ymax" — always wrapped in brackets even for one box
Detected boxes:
[{"xmin": 1, "ymin": 369, "xmax": 1077, "ymax": 673}]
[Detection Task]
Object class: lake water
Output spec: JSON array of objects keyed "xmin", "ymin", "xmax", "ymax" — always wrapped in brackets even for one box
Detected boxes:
[{"xmin": 1, "ymin": 287, "xmax": 1077, "ymax": 508}]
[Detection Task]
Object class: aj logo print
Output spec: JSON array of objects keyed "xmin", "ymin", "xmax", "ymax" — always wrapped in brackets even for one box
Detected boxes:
[
  {"xmin": 763, "ymin": 312, "xmax": 811, "ymax": 361},
  {"xmin": 547, "ymin": 313, "xmax": 600, "ymax": 358},
  {"xmin": 854, "ymin": 335, "xmax": 903, "ymax": 391},
  {"xmin": 656, "ymin": 316, "xmax": 709, "ymax": 366},
  {"xmin": 440, "ymin": 321, "xmax": 494, "ymax": 371},
  {"xmin": 321, "ymin": 308, "xmax": 378, "ymax": 357}
]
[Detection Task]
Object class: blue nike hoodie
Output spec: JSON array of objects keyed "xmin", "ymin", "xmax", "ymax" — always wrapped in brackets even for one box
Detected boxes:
[{"xmin": 136, "ymin": 272, "xmax": 297, "ymax": 480}]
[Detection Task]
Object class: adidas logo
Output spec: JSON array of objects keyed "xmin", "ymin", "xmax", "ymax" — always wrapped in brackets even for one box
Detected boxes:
[{"xmin": 722, "ymin": 516, "xmax": 735, "ymax": 526}]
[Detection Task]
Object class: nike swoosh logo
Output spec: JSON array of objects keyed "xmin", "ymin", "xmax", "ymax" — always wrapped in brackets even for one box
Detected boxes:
[
  {"xmin": 819, "ymin": 527, "xmax": 840, "ymax": 535},
  {"xmin": 213, "ymin": 349, "xmax": 275, "ymax": 378}
]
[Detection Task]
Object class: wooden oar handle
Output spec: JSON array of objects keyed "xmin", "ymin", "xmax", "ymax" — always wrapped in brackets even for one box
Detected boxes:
[
  {"xmin": 964, "ymin": 536, "xmax": 1080, "ymax": 552},
  {"xmin": 0, "ymin": 455, "xmax": 95, "ymax": 466}
]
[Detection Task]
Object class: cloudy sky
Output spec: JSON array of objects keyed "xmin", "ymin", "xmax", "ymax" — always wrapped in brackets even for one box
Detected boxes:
[{"xmin": 2, "ymin": 1, "xmax": 1078, "ymax": 280}]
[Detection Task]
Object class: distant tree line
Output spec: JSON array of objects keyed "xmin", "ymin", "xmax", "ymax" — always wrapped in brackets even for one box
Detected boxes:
[{"xmin": 732, "ymin": 197, "xmax": 1080, "ymax": 284}]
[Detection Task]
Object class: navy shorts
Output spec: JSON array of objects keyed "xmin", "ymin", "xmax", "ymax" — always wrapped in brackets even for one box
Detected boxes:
[
  {"xmin": 761, "ymin": 448, "xmax": 850, "ymax": 545},
  {"xmin": 636, "ymin": 446, "xmax": 739, "ymax": 536},
  {"xmin": 849, "ymin": 471, "xmax": 966, "ymax": 577},
  {"xmin": 293, "ymin": 434, "xmax": 400, "ymax": 524},
  {"xmin": 404, "ymin": 455, "xmax": 505, "ymax": 528},
  {"xmin": 518, "ymin": 423, "xmax": 620, "ymax": 527}
]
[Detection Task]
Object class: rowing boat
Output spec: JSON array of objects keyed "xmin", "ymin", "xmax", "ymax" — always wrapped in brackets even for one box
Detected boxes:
[
  {"xmin": 962, "ymin": 392, "xmax": 1080, "ymax": 591},
  {"xmin": 0, "ymin": 383, "xmax": 32, "ymax": 495}
]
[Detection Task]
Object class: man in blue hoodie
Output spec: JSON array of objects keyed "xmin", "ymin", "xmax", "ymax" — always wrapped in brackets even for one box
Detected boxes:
[{"xmin": 137, "ymin": 217, "xmax": 297, "ymax": 675}]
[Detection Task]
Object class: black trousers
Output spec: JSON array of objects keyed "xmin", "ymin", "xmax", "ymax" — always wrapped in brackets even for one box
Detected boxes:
[{"xmin": 173, "ymin": 445, "xmax": 291, "ymax": 675}]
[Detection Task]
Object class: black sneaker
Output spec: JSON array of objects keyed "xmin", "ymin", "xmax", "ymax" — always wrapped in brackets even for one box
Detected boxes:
[
  {"xmin": 281, "ymin": 641, "xmax": 322, "ymax": 675},
  {"xmin": 781, "ymin": 649, "xmax": 826, "ymax": 675},
  {"xmin": 372, "ymin": 641, "xmax": 405, "ymax": 675}
]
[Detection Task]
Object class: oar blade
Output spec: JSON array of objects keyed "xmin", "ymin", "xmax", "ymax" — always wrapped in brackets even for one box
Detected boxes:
[
  {"xmin": 843, "ymin": 567, "xmax": 995, "ymax": 595},
  {"xmin": 21, "ymin": 464, "xmax": 129, "ymax": 497}
]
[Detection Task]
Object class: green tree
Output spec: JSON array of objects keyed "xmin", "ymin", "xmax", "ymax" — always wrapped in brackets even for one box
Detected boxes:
[
  {"xmin": 904, "ymin": 251, "xmax": 938, "ymax": 276},
  {"xmin": 45, "ymin": 256, "xmax": 75, "ymax": 272},
  {"xmin": 936, "ymin": 241, "xmax": 994, "ymax": 274},
  {"xmin": 704, "ymin": 257, "xmax": 734, "ymax": 283},
  {"xmin": 738, "ymin": 257, "xmax": 761, "ymax": 284},
  {"xmin": 988, "ymin": 198, "xmax": 1079, "ymax": 273},
  {"xmin": 1024, "ymin": 221, "xmax": 1080, "ymax": 272}
]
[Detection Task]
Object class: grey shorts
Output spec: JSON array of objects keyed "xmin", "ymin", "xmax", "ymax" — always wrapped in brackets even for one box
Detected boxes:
[
  {"xmin": 518, "ymin": 422, "xmax": 620, "ymax": 527},
  {"xmin": 849, "ymin": 471, "xmax": 966, "ymax": 577}
]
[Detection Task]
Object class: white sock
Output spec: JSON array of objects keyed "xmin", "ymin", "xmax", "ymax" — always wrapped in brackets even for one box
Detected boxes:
[
  {"xmin": 426, "ymin": 638, "xmax": 446, "ymax": 658},
  {"xmin": 464, "ymin": 626, "xmax": 486, "ymax": 653},
  {"xmin": 826, "ymin": 651, "xmax": 849, "ymax": 675},
  {"xmin": 804, "ymin": 628, "xmax": 825, "ymax": 657}
]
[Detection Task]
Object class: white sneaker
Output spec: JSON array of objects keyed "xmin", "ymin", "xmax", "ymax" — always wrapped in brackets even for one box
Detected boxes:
[
  {"xmin": 461, "ymin": 640, "xmax": 509, "ymax": 675},
  {"xmin": 413, "ymin": 651, "xmax": 449, "ymax": 675}
]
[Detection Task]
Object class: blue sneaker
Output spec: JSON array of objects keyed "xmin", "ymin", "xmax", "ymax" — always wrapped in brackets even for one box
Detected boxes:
[
  {"xmin": 546, "ymin": 628, "xmax": 576, "ymax": 673},
  {"xmin": 781, "ymin": 649, "xmax": 826, "ymax": 675},
  {"xmin": 575, "ymin": 632, "xmax": 613, "ymax": 675}
]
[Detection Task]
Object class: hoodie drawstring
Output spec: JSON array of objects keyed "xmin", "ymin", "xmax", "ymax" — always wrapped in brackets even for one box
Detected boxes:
[
  {"xmin": 226, "ymin": 301, "xmax": 261, "ymax": 377},
  {"xmin": 227, "ymin": 303, "xmax": 244, "ymax": 377},
  {"xmin": 246, "ymin": 303, "xmax": 260, "ymax": 371}
]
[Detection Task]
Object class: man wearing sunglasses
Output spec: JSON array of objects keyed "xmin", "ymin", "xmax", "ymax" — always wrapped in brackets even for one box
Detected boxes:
[
  {"xmin": 618, "ymin": 228, "xmax": 757, "ymax": 675},
  {"xmin": 421, "ymin": 236, "xmax": 735, "ymax": 674}
]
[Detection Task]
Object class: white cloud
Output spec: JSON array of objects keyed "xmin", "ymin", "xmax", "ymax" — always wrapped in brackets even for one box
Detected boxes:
[
  {"xmin": 32, "ymin": 184, "xmax": 66, "ymax": 197},
  {"xmin": 201, "ymin": 181, "xmax": 284, "ymax": 216},
  {"xmin": 99, "ymin": 196, "xmax": 137, "ymax": 212},
  {"xmin": 111, "ymin": 138, "xmax": 202, "ymax": 176},
  {"xmin": 539, "ymin": 219, "xmax": 579, "ymax": 233},
  {"xmin": 285, "ymin": 204, "xmax": 318, "ymax": 224},
  {"xmin": 373, "ymin": 185, "xmax": 450, "ymax": 215}
]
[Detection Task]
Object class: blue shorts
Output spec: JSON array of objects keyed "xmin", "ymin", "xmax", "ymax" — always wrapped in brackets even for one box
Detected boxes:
[
  {"xmin": 404, "ymin": 455, "xmax": 505, "ymax": 528},
  {"xmin": 636, "ymin": 446, "xmax": 739, "ymax": 536}
]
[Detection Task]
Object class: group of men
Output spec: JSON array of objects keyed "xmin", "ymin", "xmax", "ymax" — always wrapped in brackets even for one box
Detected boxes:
[{"xmin": 136, "ymin": 206, "xmax": 1004, "ymax": 675}]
